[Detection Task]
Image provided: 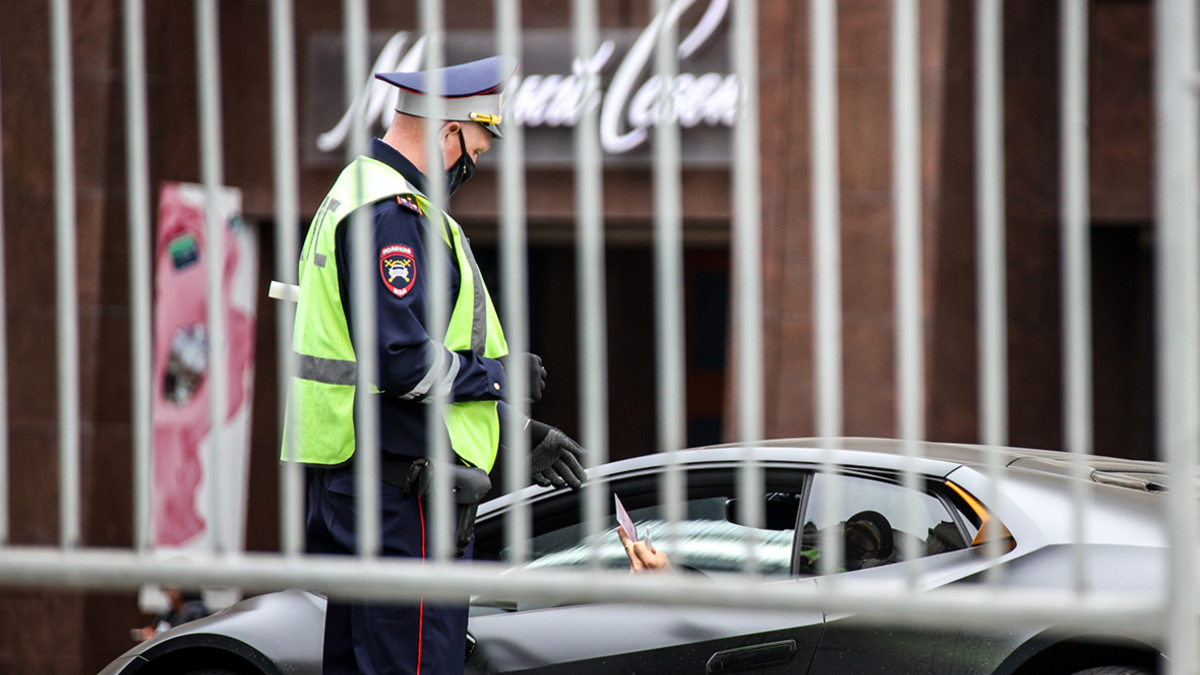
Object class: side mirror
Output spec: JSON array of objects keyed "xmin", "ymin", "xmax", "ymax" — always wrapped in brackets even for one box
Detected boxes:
[{"xmin": 724, "ymin": 493, "xmax": 802, "ymax": 530}]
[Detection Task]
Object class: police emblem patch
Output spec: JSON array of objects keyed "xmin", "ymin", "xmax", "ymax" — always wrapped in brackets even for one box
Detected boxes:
[{"xmin": 380, "ymin": 244, "xmax": 416, "ymax": 297}]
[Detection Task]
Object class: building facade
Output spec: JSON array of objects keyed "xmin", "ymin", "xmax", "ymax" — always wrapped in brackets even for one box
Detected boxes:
[{"xmin": 0, "ymin": 1, "xmax": 1156, "ymax": 672}]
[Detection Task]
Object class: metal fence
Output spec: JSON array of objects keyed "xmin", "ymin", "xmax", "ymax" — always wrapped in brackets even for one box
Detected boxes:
[{"xmin": 2, "ymin": 0, "xmax": 1199, "ymax": 673}]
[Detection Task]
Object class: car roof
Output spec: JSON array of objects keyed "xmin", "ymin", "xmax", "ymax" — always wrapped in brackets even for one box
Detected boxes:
[{"xmin": 480, "ymin": 437, "xmax": 1175, "ymax": 516}]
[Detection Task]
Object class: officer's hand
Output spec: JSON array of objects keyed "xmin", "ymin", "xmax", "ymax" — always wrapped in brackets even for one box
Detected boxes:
[
  {"xmin": 502, "ymin": 353, "xmax": 546, "ymax": 402},
  {"xmin": 528, "ymin": 419, "xmax": 587, "ymax": 490}
]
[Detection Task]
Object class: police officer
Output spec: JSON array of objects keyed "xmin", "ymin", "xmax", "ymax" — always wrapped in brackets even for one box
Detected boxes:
[{"xmin": 285, "ymin": 56, "xmax": 588, "ymax": 675}]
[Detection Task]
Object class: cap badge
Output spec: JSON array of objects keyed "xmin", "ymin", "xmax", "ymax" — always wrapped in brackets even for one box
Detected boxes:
[
  {"xmin": 380, "ymin": 244, "xmax": 417, "ymax": 298},
  {"xmin": 469, "ymin": 112, "xmax": 502, "ymax": 126}
]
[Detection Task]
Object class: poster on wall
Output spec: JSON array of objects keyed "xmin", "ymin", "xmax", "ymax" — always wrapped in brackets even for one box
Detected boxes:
[{"xmin": 151, "ymin": 182, "xmax": 258, "ymax": 554}]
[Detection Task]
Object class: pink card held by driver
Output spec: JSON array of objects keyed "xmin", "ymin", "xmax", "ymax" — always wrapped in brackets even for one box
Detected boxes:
[{"xmin": 614, "ymin": 494, "xmax": 636, "ymax": 541}]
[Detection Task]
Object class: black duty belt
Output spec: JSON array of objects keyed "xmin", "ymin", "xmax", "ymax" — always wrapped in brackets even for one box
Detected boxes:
[
  {"xmin": 379, "ymin": 456, "xmax": 492, "ymax": 555},
  {"xmin": 380, "ymin": 457, "xmax": 432, "ymax": 497}
]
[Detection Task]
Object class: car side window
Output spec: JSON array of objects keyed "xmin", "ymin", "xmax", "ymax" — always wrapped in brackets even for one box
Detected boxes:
[
  {"xmin": 799, "ymin": 472, "xmax": 970, "ymax": 574},
  {"xmin": 476, "ymin": 469, "xmax": 805, "ymax": 579}
]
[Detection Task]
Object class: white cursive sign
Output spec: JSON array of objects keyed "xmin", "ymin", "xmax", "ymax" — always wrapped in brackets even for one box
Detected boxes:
[{"xmin": 316, "ymin": 0, "xmax": 737, "ymax": 156}]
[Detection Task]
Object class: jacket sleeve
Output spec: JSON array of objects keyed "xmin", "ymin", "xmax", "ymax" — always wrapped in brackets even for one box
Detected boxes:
[{"xmin": 335, "ymin": 198, "xmax": 508, "ymax": 403}]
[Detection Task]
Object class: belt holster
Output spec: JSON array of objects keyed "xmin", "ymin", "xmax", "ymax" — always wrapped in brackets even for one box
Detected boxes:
[
  {"xmin": 379, "ymin": 457, "xmax": 491, "ymax": 557},
  {"xmin": 380, "ymin": 457, "xmax": 431, "ymax": 497}
]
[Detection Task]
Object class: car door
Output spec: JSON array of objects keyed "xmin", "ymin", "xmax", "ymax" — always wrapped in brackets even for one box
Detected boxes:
[
  {"xmin": 799, "ymin": 469, "xmax": 1021, "ymax": 675},
  {"xmin": 467, "ymin": 465, "xmax": 825, "ymax": 675}
]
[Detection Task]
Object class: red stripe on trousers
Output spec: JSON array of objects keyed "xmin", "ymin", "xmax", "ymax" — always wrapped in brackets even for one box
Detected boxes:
[{"xmin": 417, "ymin": 498, "xmax": 426, "ymax": 675}]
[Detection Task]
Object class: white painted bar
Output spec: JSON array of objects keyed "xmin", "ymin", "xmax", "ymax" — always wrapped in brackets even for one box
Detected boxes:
[
  {"xmin": 974, "ymin": 0, "xmax": 1007, "ymax": 584},
  {"xmin": 1154, "ymin": 0, "xmax": 1200, "ymax": 672},
  {"xmin": 732, "ymin": 0, "xmax": 763, "ymax": 448},
  {"xmin": 1059, "ymin": 0, "xmax": 1092, "ymax": 595},
  {"xmin": 811, "ymin": 0, "xmax": 845, "ymax": 577},
  {"xmin": 811, "ymin": 0, "xmax": 842, "ymax": 443},
  {"xmin": 496, "ymin": 0, "xmax": 533, "ymax": 565},
  {"xmin": 573, "ymin": 0, "xmax": 611, "ymax": 569},
  {"xmin": 196, "ymin": 0, "xmax": 230, "ymax": 555},
  {"xmin": 123, "ymin": 0, "xmax": 153, "ymax": 555},
  {"xmin": 270, "ymin": 0, "xmax": 304, "ymax": 558},
  {"xmin": 733, "ymin": 0, "xmax": 766, "ymax": 571},
  {"xmin": 50, "ymin": 0, "xmax": 81, "ymax": 551},
  {"xmin": 344, "ymin": 0, "xmax": 381, "ymax": 560},
  {"xmin": 652, "ymin": 0, "xmax": 687, "ymax": 537},
  {"xmin": 892, "ymin": 0, "xmax": 925, "ymax": 586},
  {"xmin": 0, "ymin": 546, "xmax": 1167, "ymax": 638},
  {"xmin": 418, "ymin": 0, "xmax": 454, "ymax": 563},
  {"xmin": 976, "ymin": 0, "xmax": 1007, "ymax": 450}
]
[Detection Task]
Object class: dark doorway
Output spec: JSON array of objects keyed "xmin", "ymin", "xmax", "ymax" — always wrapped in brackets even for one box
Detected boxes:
[{"xmin": 1091, "ymin": 225, "xmax": 1156, "ymax": 461}]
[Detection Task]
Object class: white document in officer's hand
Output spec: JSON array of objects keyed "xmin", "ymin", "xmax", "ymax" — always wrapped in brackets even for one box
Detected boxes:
[{"xmin": 614, "ymin": 494, "xmax": 636, "ymax": 541}]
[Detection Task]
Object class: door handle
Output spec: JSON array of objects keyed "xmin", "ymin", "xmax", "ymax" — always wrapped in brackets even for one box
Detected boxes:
[{"xmin": 706, "ymin": 639, "xmax": 797, "ymax": 673}]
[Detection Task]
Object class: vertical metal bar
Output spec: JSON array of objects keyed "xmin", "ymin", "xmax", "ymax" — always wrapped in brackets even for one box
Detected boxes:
[
  {"xmin": 811, "ymin": 0, "xmax": 844, "ymax": 577},
  {"xmin": 812, "ymin": 0, "xmax": 843, "ymax": 443},
  {"xmin": 344, "ymin": 0, "xmax": 380, "ymax": 560},
  {"xmin": 497, "ymin": 0, "xmax": 532, "ymax": 565},
  {"xmin": 419, "ymin": 0, "xmax": 452, "ymax": 564},
  {"xmin": 573, "ymin": 0, "xmax": 610, "ymax": 570},
  {"xmin": 50, "ymin": 0, "xmax": 81, "ymax": 550},
  {"xmin": 733, "ymin": 0, "xmax": 765, "ymax": 572},
  {"xmin": 652, "ymin": 0, "xmax": 686, "ymax": 543},
  {"xmin": 1154, "ymin": 0, "xmax": 1200, "ymax": 671},
  {"xmin": 123, "ymin": 0, "xmax": 154, "ymax": 553},
  {"xmin": 1059, "ymin": 0, "xmax": 1091, "ymax": 594},
  {"xmin": 975, "ymin": 0, "xmax": 1007, "ymax": 582},
  {"xmin": 892, "ymin": 0, "xmax": 925, "ymax": 585},
  {"xmin": 733, "ymin": 0, "xmax": 763, "ymax": 447},
  {"xmin": 0, "ymin": 41, "xmax": 9, "ymax": 546},
  {"xmin": 976, "ymin": 0, "xmax": 1007, "ymax": 449},
  {"xmin": 196, "ymin": 0, "xmax": 229, "ymax": 555},
  {"xmin": 270, "ymin": 0, "xmax": 304, "ymax": 558}
]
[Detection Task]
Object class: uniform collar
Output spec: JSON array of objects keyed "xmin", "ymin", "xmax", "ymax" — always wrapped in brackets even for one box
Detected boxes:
[{"xmin": 370, "ymin": 138, "xmax": 428, "ymax": 196}]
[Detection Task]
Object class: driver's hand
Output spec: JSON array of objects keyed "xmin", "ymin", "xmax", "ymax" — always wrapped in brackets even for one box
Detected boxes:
[{"xmin": 619, "ymin": 527, "xmax": 672, "ymax": 573}]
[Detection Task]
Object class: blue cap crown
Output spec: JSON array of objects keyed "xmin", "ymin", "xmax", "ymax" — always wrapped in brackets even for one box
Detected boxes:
[{"xmin": 376, "ymin": 56, "xmax": 519, "ymax": 138}]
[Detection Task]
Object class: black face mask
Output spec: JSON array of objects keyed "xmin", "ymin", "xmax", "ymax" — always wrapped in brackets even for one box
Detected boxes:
[{"xmin": 445, "ymin": 130, "xmax": 475, "ymax": 197}]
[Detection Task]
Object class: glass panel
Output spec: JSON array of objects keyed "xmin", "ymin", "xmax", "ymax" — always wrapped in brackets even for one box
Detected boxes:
[
  {"xmin": 478, "ymin": 469, "xmax": 804, "ymax": 579},
  {"xmin": 801, "ymin": 472, "xmax": 969, "ymax": 574}
]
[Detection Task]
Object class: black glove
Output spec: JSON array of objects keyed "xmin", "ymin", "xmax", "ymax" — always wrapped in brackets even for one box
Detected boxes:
[
  {"xmin": 502, "ymin": 353, "xmax": 546, "ymax": 402},
  {"xmin": 528, "ymin": 420, "xmax": 588, "ymax": 490}
]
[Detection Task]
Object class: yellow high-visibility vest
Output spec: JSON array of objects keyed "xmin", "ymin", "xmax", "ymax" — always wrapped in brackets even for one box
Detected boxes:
[{"xmin": 282, "ymin": 156, "xmax": 508, "ymax": 471}]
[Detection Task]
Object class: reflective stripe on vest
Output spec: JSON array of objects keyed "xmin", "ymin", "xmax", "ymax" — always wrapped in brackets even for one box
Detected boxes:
[{"xmin": 282, "ymin": 155, "xmax": 508, "ymax": 471}]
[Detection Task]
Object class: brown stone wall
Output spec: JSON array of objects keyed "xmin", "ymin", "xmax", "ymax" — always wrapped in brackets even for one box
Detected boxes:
[
  {"xmin": 754, "ymin": 0, "xmax": 814, "ymax": 439},
  {"xmin": 925, "ymin": 1, "xmax": 980, "ymax": 443},
  {"xmin": 751, "ymin": 0, "xmax": 983, "ymax": 443},
  {"xmin": 749, "ymin": 0, "xmax": 1156, "ymax": 457},
  {"xmin": 1003, "ymin": 1, "xmax": 1064, "ymax": 452},
  {"xmin": 0, "ymin": 0, "xmax": 146, "ymax": 672}
]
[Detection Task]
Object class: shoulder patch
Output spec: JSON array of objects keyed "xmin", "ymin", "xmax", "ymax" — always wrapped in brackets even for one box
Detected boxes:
[
  {"xmin": 396, "ymin": 195, "xmax": 423, "ymax": 215},
  {"xmin": 380, "ymin": 244, "xmax": 417, "ymax": 298}
]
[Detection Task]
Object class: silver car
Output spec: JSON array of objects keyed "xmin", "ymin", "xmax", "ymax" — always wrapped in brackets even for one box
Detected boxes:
[{"xmin": 99, "ymin": 438, "xmax": 1170, "ymax": 675}]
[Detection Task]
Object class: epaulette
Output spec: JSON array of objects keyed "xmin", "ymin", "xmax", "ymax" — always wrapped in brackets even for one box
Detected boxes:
[{"xmin": 396, "ymin": 195, "xmax": 423, "ymax": 216}]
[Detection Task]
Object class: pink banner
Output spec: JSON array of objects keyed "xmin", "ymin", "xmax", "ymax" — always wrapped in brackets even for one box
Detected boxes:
[{"xmin": 152, "ymin": 182, "xmax": 258, "ymax": 551}]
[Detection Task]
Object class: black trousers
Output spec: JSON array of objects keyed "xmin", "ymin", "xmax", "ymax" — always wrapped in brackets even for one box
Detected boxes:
[{"xmin": 307, "ymin": 468, "xmax": 470, "ymax": 675}]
